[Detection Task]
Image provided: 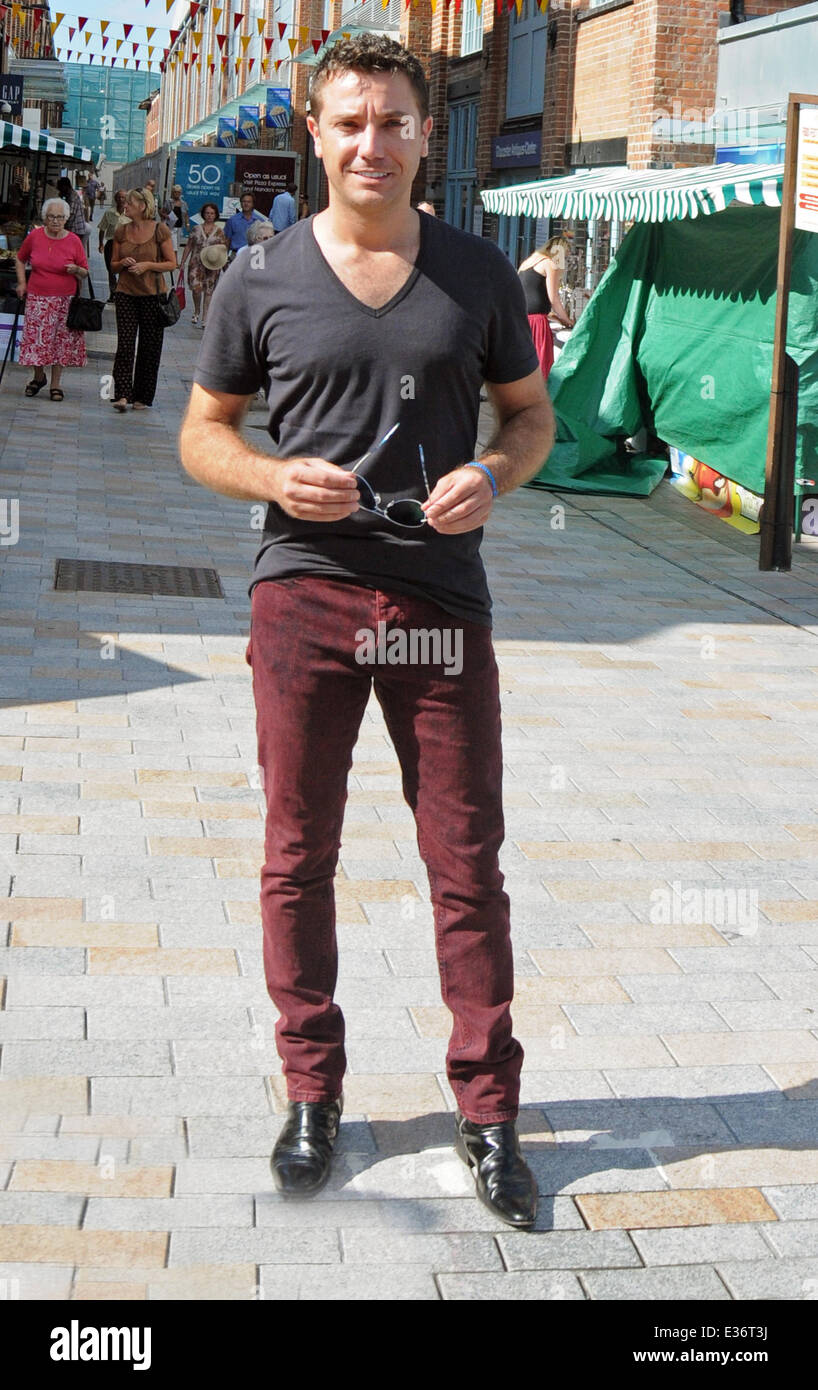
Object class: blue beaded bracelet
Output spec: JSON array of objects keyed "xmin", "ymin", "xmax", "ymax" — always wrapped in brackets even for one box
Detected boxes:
[{"xmin": 464, "ymin": 460, "xmax": 499, "ymax": 498}]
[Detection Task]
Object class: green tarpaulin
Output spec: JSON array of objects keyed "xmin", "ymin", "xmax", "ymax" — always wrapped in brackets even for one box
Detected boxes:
[{"xmin": 537, "ymin": 205, "xmax": 818, "ymax": 496}]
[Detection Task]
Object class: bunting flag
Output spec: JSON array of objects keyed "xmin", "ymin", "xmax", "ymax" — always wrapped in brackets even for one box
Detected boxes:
[
  {"xmin": 192, "ymin": 29, "xmax": 202, "ymax": 43},
  {"xmin": 261, "ymin": 58, "xmax": 268, "ymax": 76},
  {"xmin": 102, "ymin": 34, "xmax": 108, "ymax": 47},
  {"xmin": 146, "ymin": 25, "xmax": 155, "ymax": 39},
  {"xmin": 216, "ymin": 31, "xmax": 226, "ymax": 48},
  {"xmin": 123, "ymin": 22, "xmax": 132, "ymax": 36},
  {"xmin": 212, "ymin": 7, "xmax": 222, "ymax": 24},
  {"xmin": 54, "ymin": 11, "xmax": 65, "ymax": 26},
  {"xmin": 256, "ymin": 16, "xmax": 263, "ymax": 33},
  {"xmin": 12, "ymin": 3, "xmax": 23, "ymax": 19},
  {"xmin": 115, "ymin": 37, "xmax": 122, "ymax": 50},
  {"xmin": 147, "ymin": 44, "xmax": 153, "ymax": 56},
  {"xmin": 166, "ymin": 0, "xmax": 173, "ymax": 10},
  {"xmin": 311, "ymin": 38, "xmax": 321, "ymax": 53},
  {"xmin": 278, "ymin": 22, "xmax": 285, "ymax": 39},
  {"xmin": 247, "ymin": 56, "xmax": 254, "ymax": 71},
  {"xmin": 99, "ymin": 17, "xmax": 107, "ymax": 32},
  {"xmin": 240, "ymin": 33, "xmax": 250, "ymax": 52},
  {"xmin": 169, "ymin": 28, "xmax": 180, "ymax": 42},
  {"xmin": 232, "ymin": 11, "xmax": 243, "ymax": 29},
  {"xmin": 189, "ymin": 0, "xmax": 199, "ymax": 18},
  {"xmin": 77, "ymin": 15, "xmax": 87, "ymax": 29},
  {"xmin": 299, "ymin": 25, "xmax": 307, "ymax": 41},
  {"xmin": 68, "ymin": 25, "xmax": 75, "ymax": 39},
  {"xmin": 33, "ymin": 5, "xmax": 44, "ymax": 22},
  {"xmin": 84, "ymin": 30, "xmax": 91, "ymax": 43},
  {"xmin": 322, "ymin": 28, "xmax": 330, "ymax": 41},
  {"xmin": 263, "ymin": 36, "xmax": 273, "ymax": 52}
]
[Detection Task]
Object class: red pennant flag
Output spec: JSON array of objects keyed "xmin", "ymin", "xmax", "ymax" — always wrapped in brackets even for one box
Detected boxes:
[
  {"xmin": 233, "ymin": 11, "xmax": 243, "ymax": 28},
  {"xmin": 248, "ymin": 57, "xmax": 254, "ymax": 71},
  {"xmin": 311, "ymin": 39, "xmax": 320, "ymax": 54},
  {"xmin": 321, "ymin": 29, "xmax": 330, "ymax": 42},
  {"xmin": 162, "ymin": 48, "xmax": 168, "ymax": 58},
  {"xmin": 189, "ymin": 0, "xmax": 199, "ymax": 16},
  {"xmin": 209, "ymin": 62, "xmax": 214, "ymax": 73},
  {"xmin": 33, "ymin": 7, "xmax": 43, "ymax": 25},
  {"xmin": 216, "ymin": 32, "xmax": 226, "ymax": 48},
  {"xmin": 183, "ymin": 61, "xmax": 188, "ymax": 73},
  {"xmin": 278, "ymin": 22, "xmax": 286, "ymax": 39},
  {"xmin": 68, "ymin": 25, "xmax": 75, "ymax": 38},
  {"xmin": 135, "ymin": 58, "xmax": 140, "ymax": 67},
  {"xmin": 123, "ymin": 22, "xmax": 132, "ymax": 36},
  {"xmin": 77, "ymin": 16, "xmax": 87, "ymax": 30},
  {"xmin": 169, "ymin": 29, "xmax": 180, "ymax": 42},
  {"xmin": 263, "ymin": 37, "xmax": 273, "ymax": 52},
  {"xmin": 102, "ymin": 35, "xmax": 108, "ymax": 47}
]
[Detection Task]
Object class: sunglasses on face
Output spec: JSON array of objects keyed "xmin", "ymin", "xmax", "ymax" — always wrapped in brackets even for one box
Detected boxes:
[{"xmin": 349, "ymin": 424, "xmax": 431, "ymax": 528}]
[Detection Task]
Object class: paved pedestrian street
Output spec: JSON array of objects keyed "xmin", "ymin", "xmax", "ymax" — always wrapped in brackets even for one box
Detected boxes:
[{"xmin": 2, "ymin": 243, "xmax": 818, "ymax": 1303}]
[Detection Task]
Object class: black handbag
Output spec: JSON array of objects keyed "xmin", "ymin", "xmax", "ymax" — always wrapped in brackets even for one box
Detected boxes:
[
  {"xmin": 66, "ymin": 275, "xmax": 104, "ymax": 332},
  {"xmin": 154, "ymin": 270, "xmax": 181, "ymax": 328}
]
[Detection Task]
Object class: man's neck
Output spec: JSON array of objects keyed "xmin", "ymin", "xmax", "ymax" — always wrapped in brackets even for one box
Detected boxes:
[{"xmin": 315, "ymin": 201, "xmax": 418, "ymax": 255}]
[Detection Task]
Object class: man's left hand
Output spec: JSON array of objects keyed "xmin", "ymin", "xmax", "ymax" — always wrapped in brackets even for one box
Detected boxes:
[{"xmin": 422, "ymin": 466, "xmax": 494, "ymax": 534}]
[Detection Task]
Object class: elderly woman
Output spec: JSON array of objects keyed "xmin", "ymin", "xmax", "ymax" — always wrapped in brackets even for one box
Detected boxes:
[
  {"xmin": 178, "ymin": 202, "xmax": 228, "ymax": 328},
  {"xmin": 109, "ymin": 187, "xmax": 176, "ymax": 412},
  {"xmin": 14, "ymin": 196, "xmax": 89, "ymax": 401}
]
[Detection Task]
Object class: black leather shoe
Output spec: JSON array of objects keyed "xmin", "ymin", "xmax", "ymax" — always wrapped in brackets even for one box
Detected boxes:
[
  {"xmin": 271, "ymin": 1097, "xmax": 343, "ymax": 1198},
  {"xmin": 455, "ymin": 1109, "xmax": 538, "ymax": 1229}
]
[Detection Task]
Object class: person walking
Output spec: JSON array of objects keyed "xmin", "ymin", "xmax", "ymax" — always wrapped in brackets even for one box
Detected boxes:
[
  {"xmin": 109, "ymin": 187, "xmax": 176, "ymax": 412},
  {"xmin": 270, "ymin": 183, "xmax": 297, "ymax": 233},
  {"xmin": 223, "ymin": 191, "xmax": 264, "ymax": 256},
  {"xmin": 180, "ymin": 34, "xmax": 554, "ymax": 1228},
  {"xmin": 14, "ymin": 196, "xmax": 89, "ymax": 401},
  {"xmin": 83, "ymin": 173, "xmax": 99, "ymax": 221},
  {"xmin": 98, "ymin": 189, "xmax": 128, "ymax": 301},
  {"xmin": 178, "ymin": 202, "xmax": 228, "ymax": 327},
  {"xmin": 517, "ymin": 234, "xmax": 573, "ymax": 379}
]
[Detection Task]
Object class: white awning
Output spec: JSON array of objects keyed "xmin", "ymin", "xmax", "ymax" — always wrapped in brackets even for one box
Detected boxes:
[
  {"xmin": 479, "ymin": 162, "xmax": 785, "ymax": 223},
  {"xmin": 1, "ymin": 119, "xmax": 97, "ymax": 164}
]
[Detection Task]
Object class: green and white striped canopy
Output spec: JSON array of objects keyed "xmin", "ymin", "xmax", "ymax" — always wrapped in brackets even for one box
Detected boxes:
[
  {"xmin": 1, "ymin": 120, "xmax": 98, "ymax": 165},
  {"xmin": 479, "ymin": 162, "xmax": 785, "ymax": 223}
]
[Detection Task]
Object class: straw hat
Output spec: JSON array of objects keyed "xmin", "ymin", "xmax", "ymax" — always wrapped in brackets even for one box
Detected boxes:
[{"xmin": 200, "ymin": 243, "xmax": 228, "ymax": 271}]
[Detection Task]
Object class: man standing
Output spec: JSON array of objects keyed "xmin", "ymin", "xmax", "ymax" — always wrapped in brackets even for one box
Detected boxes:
[
  {"xmin": 180, "ymin": 35, "xmax": 554, "ymax": 1229},
  {"xmin": 270, "ymin": 182, "xmax": 297, "ymax": 233},
  {"xmin": 223, "ymin": 190, "xmax": 264, "ymax": 255}
]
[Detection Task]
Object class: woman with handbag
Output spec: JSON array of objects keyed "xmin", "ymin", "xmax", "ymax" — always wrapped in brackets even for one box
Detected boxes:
[
  {"xmin": 109, "ymin": 187, "xmax": 177, "ymax": 413},
  {"xmin": 14, "ymin": 196, "xmax": 89, "ymax": 401}
]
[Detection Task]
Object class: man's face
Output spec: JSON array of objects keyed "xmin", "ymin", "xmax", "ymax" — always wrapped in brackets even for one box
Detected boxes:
[
  {"xmin": 241, "ymin": 196, "xmax": 254, "ymax": 215},
  {"xmin": 307, "ymin": 69, "xmax": 432, "ymax": 214}
]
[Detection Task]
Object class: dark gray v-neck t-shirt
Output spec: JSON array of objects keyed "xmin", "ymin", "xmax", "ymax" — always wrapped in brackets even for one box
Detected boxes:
[{"xmin": 194, "ymin": 212, "xmax": 538, "ymax": 626}]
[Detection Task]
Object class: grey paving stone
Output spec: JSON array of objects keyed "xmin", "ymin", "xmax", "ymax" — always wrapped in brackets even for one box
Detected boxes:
[
  {"xmin": 631, "ymin": 1225, "xmax": 774, "ymax": 1265},
  {"xmin": 604, "ymin": 1065, "xmax": 780, "ymax": 1100},
  {"xmin": 618, "ymin": 973, "xmax": 776, "ymax": 1003},
  {"xmin": 0, "ymin": 1263, "xmax": 75, "ymax": 1300},
  {"xmin": 258, "ymin": 1264, "xmax": 439, "ymax": 1300},
  {"xmin": 340, "ymin": 1230, "xmax": 503, "ymax": 1271},
  {"xmin": 669, "ymin": 947, "xmax": 816, "ymax": 973},
  {"xmin": 438, "ymin": 1270, "xmax": 586, "ymax": 1300},
  {"xmin": 0, "ymin": 1008, "xmax": 86, "ymax": 1040},
  {"xmin": 254, "ymin": 1194, "xmax": 584, "ymax": 1232},
  {"xmin": 582, "ymin": 1265, "xmax": 731, "ymax": 1300},
  {"xmin": 497, "ymin": 1228, "xmax": 640, "ymax": 1271},
  {"xmin": 90, "ymin": 1076, "xmax": 269, "ymax": 1116},
  {"xmin": 5, "ymin": 977, "xmax": 165, "ymax": 1007},
  {"xmin": 168, "ymin": 1227, "xmax": 339, "ymax": 1266},
  {"xmin": 756, "ymin": 1221, "xmax": 818, "ymax": 1259},
  {"xmin": 0, "ymin": 1192, "xmax": 85, "ymax": 1226},
  {"xmin": 716, "ymin": 1257, "xmax": 818, "ymax": 1300},
  {"xmin": 83, "ymin": 1194, "xmax": 253, "ymax": 1229},
  {"xmin": 527, "ymin": 1148, "xmax": 669, "ymax": 1195},
  {"xmin": 762, "ymin": 1187, "xmax": 818, "ymax": 1221},
  {"xmin": 715, "ymin": 1099, "xmax": 818, "ymax": 1144},
  {"xmin": 544, "ymin": 1099, "xmax": 736, "ymax": 1147},
  {"xmin": 85, "ymin": 1006, "xmax": 254, "ymax": 1041},
  {"xmin": 1, "ymin": 1041, "xmax": 171, "ymax": 1077},
  {"xmin": 0, "ymin": 948, "xmax": 87, "ymax": 976},
  {"xmin": 563, "ymin": 1003, "xmax": 730, "ymax": 1034}
]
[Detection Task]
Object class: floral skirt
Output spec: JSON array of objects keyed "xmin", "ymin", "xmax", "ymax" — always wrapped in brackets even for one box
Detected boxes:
[{"xmin": 19, "ymin": 294, "xmax": 87, "ymax": 369}]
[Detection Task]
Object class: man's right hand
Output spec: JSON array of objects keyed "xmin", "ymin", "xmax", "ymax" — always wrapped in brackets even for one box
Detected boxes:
[{"xmin": 272, "ymin": 457, "xmax": 360, "ymax": 522}]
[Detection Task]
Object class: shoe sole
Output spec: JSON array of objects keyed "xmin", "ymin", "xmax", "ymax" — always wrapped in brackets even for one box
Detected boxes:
[{"xmin": 454, "ymin": 1129, "xmax": 537, "ymax": 1230}]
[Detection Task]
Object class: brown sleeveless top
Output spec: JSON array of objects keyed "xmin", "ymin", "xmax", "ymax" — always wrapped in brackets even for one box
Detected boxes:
[{"xmin": 115, "ymin": 224, "xmax": 173, "ymax": 297}]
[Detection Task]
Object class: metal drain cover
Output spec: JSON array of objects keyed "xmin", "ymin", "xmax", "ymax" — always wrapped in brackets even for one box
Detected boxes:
[{"xmin": 54, "ymin": 559, "xmax": 224, "ymax": 599}]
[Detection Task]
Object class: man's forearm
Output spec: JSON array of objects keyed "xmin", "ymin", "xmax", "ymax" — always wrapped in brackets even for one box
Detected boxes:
[
  {"xmin": 179, "ymin": 416, "xmax": 281, "ymax": 502},
  {"xmin": 478, "ymin": 399, "xmax": 555, "ymax": 496}
]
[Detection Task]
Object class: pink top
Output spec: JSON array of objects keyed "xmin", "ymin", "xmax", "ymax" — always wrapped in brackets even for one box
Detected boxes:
[{"xmin": 17, "ymin": 227, "xmax": 88, "ymax": 297}]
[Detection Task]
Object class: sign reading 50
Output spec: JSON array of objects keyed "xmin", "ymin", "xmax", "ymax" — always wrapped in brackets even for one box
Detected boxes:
[{"xmin": 185, "ymin": 163, "xmax": 223, "ymax": 186}]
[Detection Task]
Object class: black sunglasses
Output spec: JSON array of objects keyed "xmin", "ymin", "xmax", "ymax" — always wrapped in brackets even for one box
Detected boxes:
[{"xmin": 349, "ymin": 424, "xmax": 431, "ymax": 529}]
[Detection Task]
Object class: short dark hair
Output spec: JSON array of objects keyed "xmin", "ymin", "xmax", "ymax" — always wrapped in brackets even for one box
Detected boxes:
[
  {"xmin": 199, "ymin": 201, "xmax": 220, "ymax": 218},
  {"xmin": 240, "ymin": 190, "xmax": 254, "ymax": 202},
  {"xmin": 309, "ymin": 33, "xmax": 428, "ymax": 122}
]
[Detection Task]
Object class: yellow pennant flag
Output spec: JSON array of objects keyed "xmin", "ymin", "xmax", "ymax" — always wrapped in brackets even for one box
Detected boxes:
[
  {"xmin": 429, "ymin": 0, "xmax": 436, "ymax": 11},
  {"xmin": 288, "ymin": 37, "xmax": 297, "ymax": 54},
  {"xmin": 99, "ymin": 19, "xmax": 108, "ymax": 33},
  {"xmin": 475, "ymin": 0, "xmax": 482, "ymax": 10},
  {"xmin": 146, "ymin": 25, "xmax": 155, "ymax": 39},
  {"xmin": 515, "ymin": 0, "xmax": 523, "ymax": 14},
  {"xmin": 50, "ymin": 20, "xmax": 60, "ymax": 34},
  {"xmin": 53, "ymin": 10, "xmax": 65, "ymax": 25},
  {"xmin": 341, "ymin": 31, "xmax": 351, "ymax": 38},
  {"xmin": 256, "ymin": 17, "xmax": 264, "ymax": 33},
  {"xmin": 116, "ymin": 38, "xmax": 123, "ymax": 51},
  {"xmin": 148, "ymin": 45, "xmax": 154, "ymax": 57},
  {"xmin": 84, "ymin": 31, "xmax": 92, "ymax": 44},
  {"xmin": 212, "ymin": 7, "xmax": 222, "ymax": 24},
  {"xmin": 122, "ymin": 57, "xmax": 128, "ymax": 66},
  {"xmin": 206, "ymin": 51, "xmax": 212, "ymax": 63},
  {"xmin": 234, "ymin": 58, "xmax": 240, "ymax": 70},
  {"xmin": 240, "ymin": 33, "xmax": 251, "ymax": 51},
  {"xmin": 166, "ymin": 0, "xmax": 174, "ymax": 11},
  {"xmin": 261, "ymin": 59, "xmax": 268, "ymax": 75},
  {"xmin": 192, "ymin": 29, "xmax": 202, "ymax": 42},
  {"xmin": 12, "ymin": 4, "xmax": 24, "ymax": 22}
]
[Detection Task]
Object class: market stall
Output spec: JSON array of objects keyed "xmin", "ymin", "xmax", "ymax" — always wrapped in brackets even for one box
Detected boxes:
[{"xmin": 479, "ymin": 163, "xmax": 818, "ymax": 528}]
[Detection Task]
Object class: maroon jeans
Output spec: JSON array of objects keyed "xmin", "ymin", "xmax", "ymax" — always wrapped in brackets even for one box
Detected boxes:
[{"xmin": 247, "ymin": 575, "xmax": 524, "ymax": 1123}]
